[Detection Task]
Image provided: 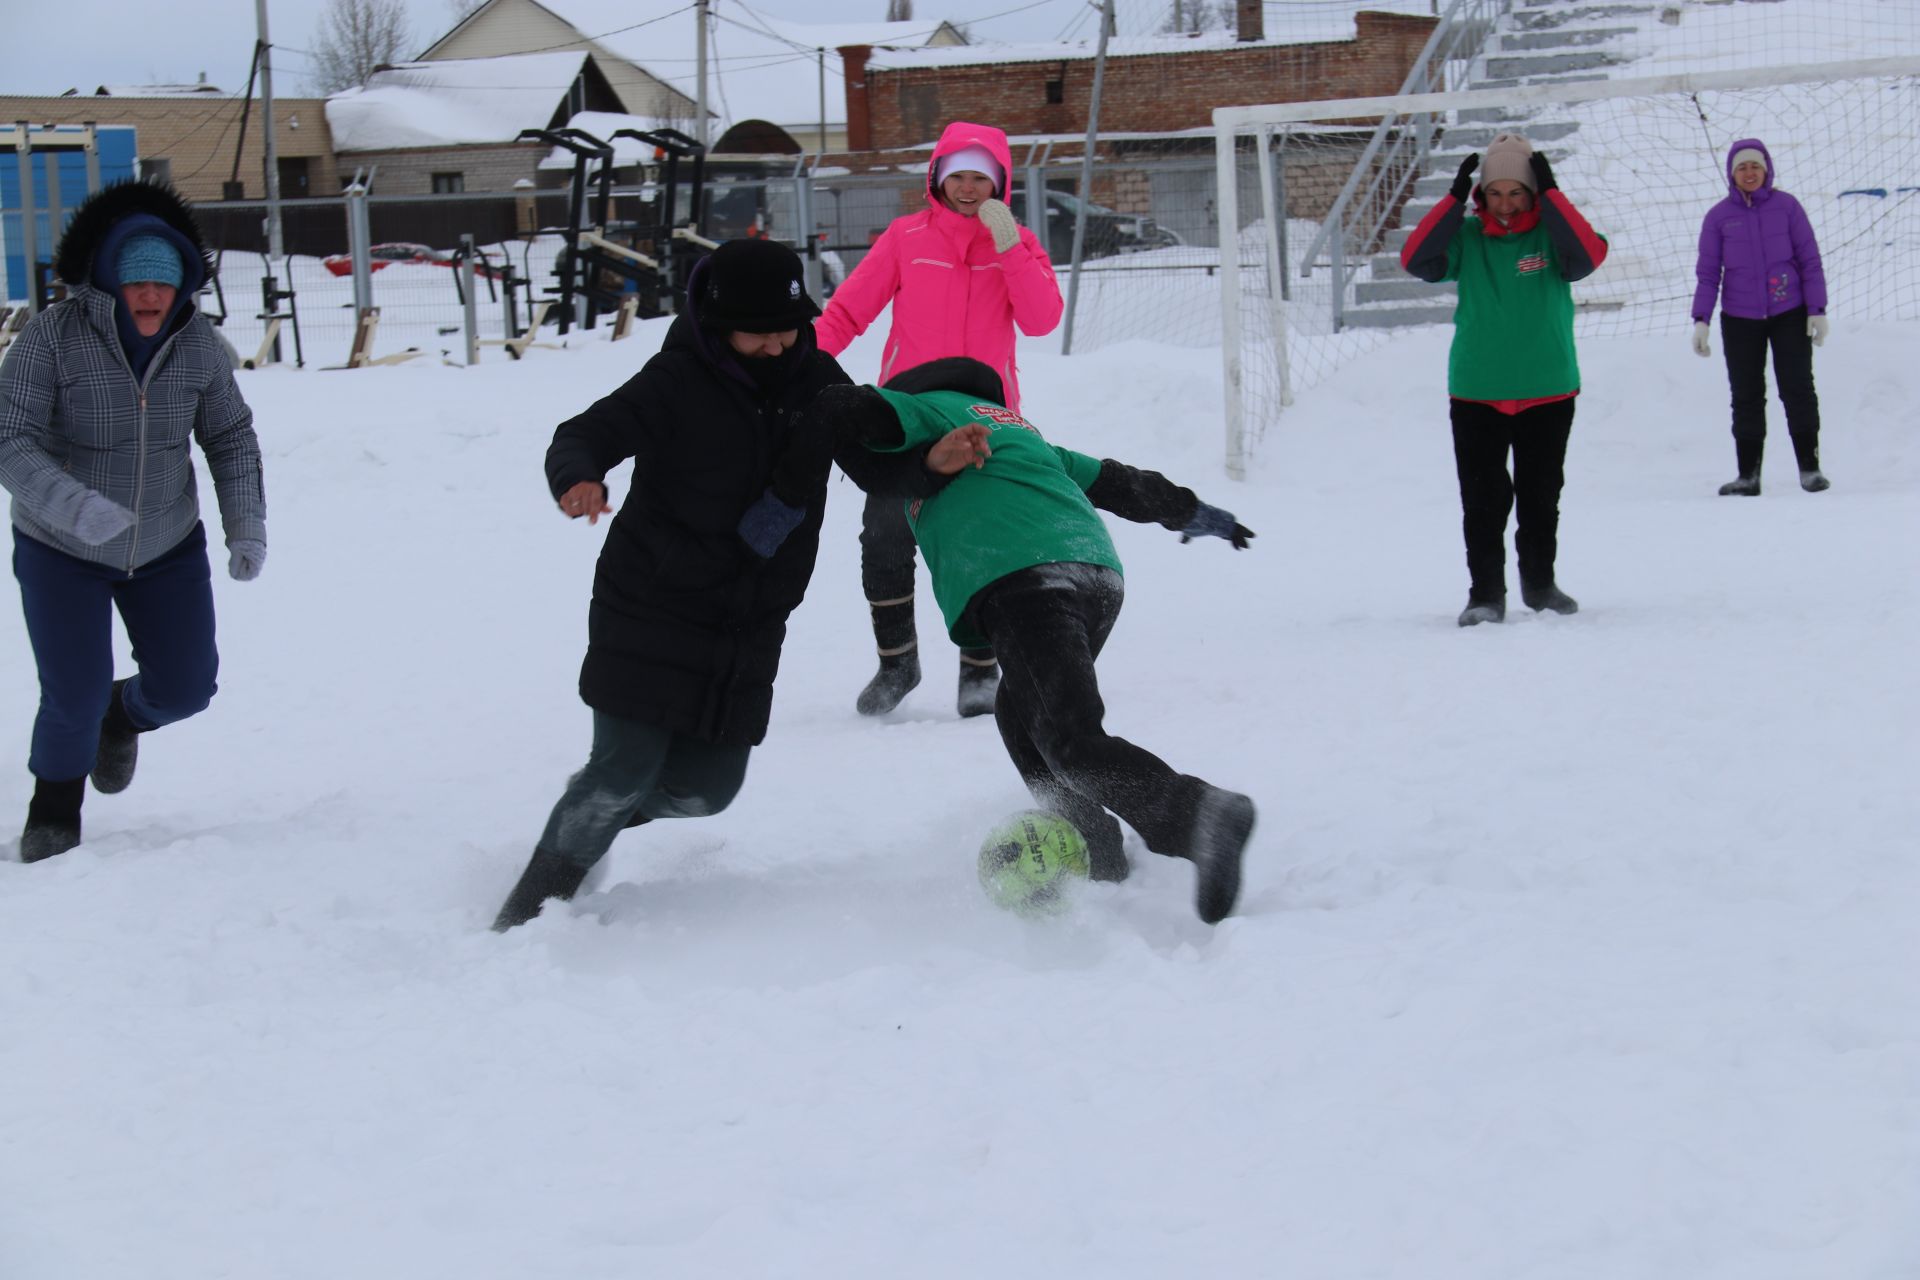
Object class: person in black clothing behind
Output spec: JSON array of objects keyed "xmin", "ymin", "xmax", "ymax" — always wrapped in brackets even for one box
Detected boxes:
[{"xmin": 493, "ymin": 239, "xmax": 990, "ymax": 930}]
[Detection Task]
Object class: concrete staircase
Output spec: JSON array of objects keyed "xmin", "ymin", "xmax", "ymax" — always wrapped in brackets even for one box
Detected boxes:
[{"xmin": 1343, "ymin": 0, "xmax": 1657, "ymax": 329}]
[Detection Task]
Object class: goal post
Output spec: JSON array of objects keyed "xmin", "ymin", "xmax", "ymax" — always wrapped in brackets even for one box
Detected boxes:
[{"xmin": 1214, "ymin": 55, "xmax": 1920, "ymax": 474}]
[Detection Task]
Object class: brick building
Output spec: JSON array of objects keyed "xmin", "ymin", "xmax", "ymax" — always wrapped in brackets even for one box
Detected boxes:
[
  {"xmin": 840, "ymin": 10, "xmax": 1438, "ymax": 152},
  {"xmin": 824, "ymin": 8, "xmax": 1438, "ymax": 239},
  {"xmin": 0, "ymin": 90, "xmax": 339, "ymax": 204}
]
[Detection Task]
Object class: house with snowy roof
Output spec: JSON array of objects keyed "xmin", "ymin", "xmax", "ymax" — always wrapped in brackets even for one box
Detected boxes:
[
  {"xmin": 418, "ymin": 0, "xmax": 965, "ymax": 154},
  {"xmin": 0, "ymin": 84, "xmax": 337, "ymax": 204},
  {"xmin": 321, "ymin": 51, "xmax": 662, "ymax": 195}
]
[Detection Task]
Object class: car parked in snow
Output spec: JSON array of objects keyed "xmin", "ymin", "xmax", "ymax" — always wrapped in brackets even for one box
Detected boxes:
[
  {"xmin": 1007, "ymin": 190, "xmax": 1184, "ymax": 263},
  {"xmin": 321, "ymin": 242, "xmax": 502, "ymax": 279}
]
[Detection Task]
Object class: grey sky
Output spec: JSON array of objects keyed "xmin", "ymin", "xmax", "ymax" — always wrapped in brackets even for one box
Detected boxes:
[{"xmin": 0, "ymin": 0, "xmax": 1100, "ymax": 100}]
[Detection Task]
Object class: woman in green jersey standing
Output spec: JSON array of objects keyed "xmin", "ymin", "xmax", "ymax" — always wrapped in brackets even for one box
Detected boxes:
[{"xmin": 1400, "ymin": 133, "xmax": 1610, "ymax": 626}]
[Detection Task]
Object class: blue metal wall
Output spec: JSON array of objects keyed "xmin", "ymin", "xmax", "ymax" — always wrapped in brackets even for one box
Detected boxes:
[{"xmin": 3, "ymin": 127, "xmax": 138, "ymax": 303}]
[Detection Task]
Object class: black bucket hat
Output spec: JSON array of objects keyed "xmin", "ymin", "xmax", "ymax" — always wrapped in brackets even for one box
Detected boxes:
[{"xmin": 699, "ymin": 238, "xmax": 821, "ymax": 332}]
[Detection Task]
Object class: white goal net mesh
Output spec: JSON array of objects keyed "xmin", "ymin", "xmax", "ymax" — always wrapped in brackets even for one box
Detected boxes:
[{"xmin": 1211, "ymin": 62, "xmax": 1920, "ymax": 471}]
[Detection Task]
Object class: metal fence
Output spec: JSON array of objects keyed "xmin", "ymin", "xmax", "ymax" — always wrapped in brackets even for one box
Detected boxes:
[{"xmin": 183, "ymin": 140, "xmax": 1385, "ymax": 368}]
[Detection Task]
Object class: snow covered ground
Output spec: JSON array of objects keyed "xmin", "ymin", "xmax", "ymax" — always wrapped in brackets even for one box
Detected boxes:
[{"xmin": 3, "ymin": 311, "xmax": 1918, "ymax": 1277}]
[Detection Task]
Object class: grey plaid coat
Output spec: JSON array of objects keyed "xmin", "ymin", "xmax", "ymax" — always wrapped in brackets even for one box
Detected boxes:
[{"xmin": 0, "ymin": 281, "xmax": 264, "ymax": 574}]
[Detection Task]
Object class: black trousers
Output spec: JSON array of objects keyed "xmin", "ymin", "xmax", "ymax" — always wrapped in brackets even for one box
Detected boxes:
[
  {"xmin": 1450, "ymin": 398, "xmax": 1576, "ymax": 602},
  {"xmin": 860, "ymin": 488, "xmax": 994, "ymax": 664},
  {"xmin": 538, "ymin": 711, "xmax": 750, "ymax": 870},
  {"xmin": 1722, "ymin": 306, "xmax": 1820, "ymax": 454},
  {"xmin": 859, "ymin": 487, "xmax": 920, "ymax": 604},
  {"xmin": 971, "ymin": 563, "xmax": 1205, "ymax": 865}
]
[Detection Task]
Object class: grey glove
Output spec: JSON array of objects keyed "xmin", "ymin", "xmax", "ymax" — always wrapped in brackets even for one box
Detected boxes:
[
  {"xmin": 72, "ymin": 492, "xmax": 135, "ymax": 546},
  {"xmin": 978, "ymin": 199, "xmax": 1021, "ymax": 254},
  {"xmin": 1691, "ymin": 321, "xmax": 1712, "ymax": 358},
  {"xmin": 228, "ymin": 539, "xmax": 267, "ymax": 582},
  {"xmin": 1180, "ymin": 502, "xmax": 1255, "ymax": 550},
  {"xmin": 736, "ymin": 489, "xmax": 808, "ymax": 560}
]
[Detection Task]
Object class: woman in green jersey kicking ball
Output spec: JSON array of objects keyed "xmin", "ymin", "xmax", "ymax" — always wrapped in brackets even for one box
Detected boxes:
[{"xmin": 785, "ymin": 356, "xmax": 1258, "ymax": 924}]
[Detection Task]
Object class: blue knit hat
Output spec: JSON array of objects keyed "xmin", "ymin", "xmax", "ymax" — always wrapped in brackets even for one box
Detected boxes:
[{"xmin": 117, "ymin": 235, "xmax": 184, "ymax": 287}]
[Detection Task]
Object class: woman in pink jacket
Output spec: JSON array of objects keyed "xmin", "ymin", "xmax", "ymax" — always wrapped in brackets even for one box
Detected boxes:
[{"xmin": 816, "ymin": 121, "xmax": 1062, "ymax": 719}]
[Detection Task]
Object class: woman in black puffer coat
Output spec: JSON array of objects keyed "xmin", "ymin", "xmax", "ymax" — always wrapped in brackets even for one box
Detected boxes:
[{"xmin": 493, "ymin": 239, "xmax": 971, "ymax": 930}]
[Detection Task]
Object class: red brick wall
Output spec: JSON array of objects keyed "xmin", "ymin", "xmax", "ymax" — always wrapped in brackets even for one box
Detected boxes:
[{"xmin": 845, "ymin": 11, "xmax": 1437, "ymax": 150}]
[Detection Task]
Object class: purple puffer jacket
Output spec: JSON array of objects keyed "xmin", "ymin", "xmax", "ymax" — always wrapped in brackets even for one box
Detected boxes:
[{"xmin": 1692, "ymin": 138, "xmax": 1828, "ymax": 323}]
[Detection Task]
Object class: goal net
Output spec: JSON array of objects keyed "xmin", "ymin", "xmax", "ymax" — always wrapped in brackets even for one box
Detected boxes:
[{"xmin": 1213, "ymin": 56, "xmax": 1920, "ymax": 474}]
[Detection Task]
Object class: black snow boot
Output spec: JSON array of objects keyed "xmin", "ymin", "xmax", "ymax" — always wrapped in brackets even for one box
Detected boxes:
[
  {"xmin": 1521, "ymin": 581, "xmax": 1579, "ymax": 615},
  {"xmin": 856, "ymin": 597, "xmax": 921, "ymax": 716},
  {"xmin": 956, "ymin": 648, "xmax": 999, "ymax": 719},
  {"xmin": 20, "ymin": 776, "xmax": 85, "ymax": 863},
  {"xmin": 1084, "ymin": 823, "xmax": 1130, "ymax": 884},
  {"xmin": 1792, "ymin": 435, "xmax": 1830, "ymax": 491},
  {"xmin": 491, "ymin": 845, "xmax": 591, "ymax": 932},
  {"xmin": 91, "ymin": 678, "xmax": 141, "ymax": 795},
  {"xmin": 1718, "ymin": 438, "xmax": 1763, "ymax": 496},
  {"xmin": 856, "ymin": 650, "xmax": 922, "ymax": 717},
  {"xmin": 1187, "ymin": 784, "xmax": 1256, "ymax": 925},
  {"xmin": 1457, "ymin": 595, "xmax": 1507, "ymax": 627}
]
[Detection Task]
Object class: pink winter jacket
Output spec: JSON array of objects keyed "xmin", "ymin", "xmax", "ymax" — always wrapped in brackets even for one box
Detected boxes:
[{"xmin": 815, "ymin": 122, "xmax": 1062, "ymax": 412}]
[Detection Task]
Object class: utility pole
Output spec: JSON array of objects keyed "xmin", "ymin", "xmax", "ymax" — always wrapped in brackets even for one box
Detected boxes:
[
  {"xmin": 695, "ymin": 0, "xmax": 710, "ymax": 149},
  {"xmin": 255, "ymin": 0, "xmax": 284, "ymax": 262},
  {"xmin": 1060, "ymin": 0, "xmax": 1115, "ymax": 356}
]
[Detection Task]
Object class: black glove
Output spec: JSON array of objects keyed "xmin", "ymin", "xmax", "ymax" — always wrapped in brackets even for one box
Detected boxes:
[
  {"xmin": 767, "ymin": 404, "xmax": 836, "ymax": 508},
  {"xmin": 737, "ymin": 489, "xmax": 808, "ymax": 559},
  {"xmin": 1179, "ymin": 502, "xmax": 1254, "ymax": 550},
  {"xmin": 1449, "ymin": 153, "xmax": 1479, "ymax": 203},
  {"xmin": 1529, "ymin": 151, "xmax": 1558, "ymax": 192}
]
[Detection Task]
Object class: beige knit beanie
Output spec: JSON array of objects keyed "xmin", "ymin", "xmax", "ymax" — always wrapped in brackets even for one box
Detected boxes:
[{"xmin": 1481, "ymin": 133, "xmax": 1537, "ymax": 193}]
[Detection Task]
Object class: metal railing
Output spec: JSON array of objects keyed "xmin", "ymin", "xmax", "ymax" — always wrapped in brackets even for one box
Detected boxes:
[{"xmin": 1298, "ymin": 0, "xmax": 1513, "ymax": 329}]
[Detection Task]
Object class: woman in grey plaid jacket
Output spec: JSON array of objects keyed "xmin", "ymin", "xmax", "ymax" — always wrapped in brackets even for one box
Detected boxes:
[{"xmin": 0, "ymin": 180, "xmax": 266, "ymax": 862}]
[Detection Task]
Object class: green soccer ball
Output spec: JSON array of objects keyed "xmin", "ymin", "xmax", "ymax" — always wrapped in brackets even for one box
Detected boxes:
[{"xmin": 977, "ymin": 810, "xmax": 1091, "ymax": 916}]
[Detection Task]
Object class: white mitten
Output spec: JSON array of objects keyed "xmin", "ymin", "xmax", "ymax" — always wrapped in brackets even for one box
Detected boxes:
[
  {"xmin": 1808, "ymin": 315, "xmax": 1829, "ymax": 347},
  {"xmin": 977, "ymin": 199, "xmax": 1020, "ymax": 254},
  {"xmin": 1691, "ymin": 321, "xmax": 1712, "ymax": 359}
]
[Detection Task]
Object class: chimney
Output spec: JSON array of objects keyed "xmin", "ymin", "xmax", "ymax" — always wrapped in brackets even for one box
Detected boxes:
[
  {"xmin": 1236, "ymin": 0, "xmax": 1263, "ymax": 41},
  {"xmin": 839, "ymin": 45, "xmax": 873, "ymax": 152}
]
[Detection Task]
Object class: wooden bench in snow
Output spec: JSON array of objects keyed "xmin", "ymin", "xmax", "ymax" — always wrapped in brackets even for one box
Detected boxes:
[
  {"xmin": 323, "ymin": 307, "xmax": 424, "ymax": 371},
  {"xmin": 481, "ymin": 299, "xmax": 560, "ymax": 360}
]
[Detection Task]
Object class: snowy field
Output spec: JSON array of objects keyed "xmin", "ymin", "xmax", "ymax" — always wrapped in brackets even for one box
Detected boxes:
[{"xmin": 3, "ymin": 308, "xmax": 1917, "ymax": 1277}]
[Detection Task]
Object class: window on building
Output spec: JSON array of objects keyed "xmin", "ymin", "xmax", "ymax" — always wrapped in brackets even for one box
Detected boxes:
[
  {"xmin": 432, "ymin": 172, "xmax": 466, "ymax": 194},
  {"xmin": 141, "ymin": 157, "xmax": 172, "ymax": 185}
]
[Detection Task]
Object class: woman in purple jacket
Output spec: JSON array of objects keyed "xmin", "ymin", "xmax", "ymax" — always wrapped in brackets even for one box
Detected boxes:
[{"xmin": 1692, "ymin": 139, "xmax": 1831, "ymax": 495}]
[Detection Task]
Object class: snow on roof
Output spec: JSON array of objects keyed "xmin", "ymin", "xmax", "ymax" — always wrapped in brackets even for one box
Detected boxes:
[
  {"xmin": 534, "ymin": 110, "xmax": 696, "ymax": 169},
  {"xmin": 534, "ymin": 0, "xmax": 951, "ymax": 132},
  {"xmin": 326, "ymin": 52, "xmax": 589, "ymax": 152},
  {"xmin": 865, "ymin": 2, "xmax": 1435, "ymax": 71},
  {"xmin": 93, "ymin": 83, "xmax": 231, "ymax": 97}
]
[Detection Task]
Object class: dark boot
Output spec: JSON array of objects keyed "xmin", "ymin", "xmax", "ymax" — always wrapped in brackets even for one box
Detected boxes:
[
  {"xmin": 1084, "ymin": 822, "xmax": 1130, "ymax": 884},
  {"xmin": 956, "ymin": 648, "xmax": 999, "ymax": 719},
  {"xmin": 21, "ymin": 776, "xmax": 85, "ymax": 863},
  {"xmin": 92, "ymin": 678, "xmax": 141, "ymax": 795},
  {"xmin": 1718, "ymin": 437, "xmax": 1763, "ymax": 496},
  {"xmin": 1187, "ymin": 785, "xmax": 1256, "ymax": 925},
  {"xmin": 856, "ymin": 598, "xmax": 921, "ymax": 716},
  {"xmin": 1791, "ymin": 434, "xmax": 1829, "ymax": 491},
  {"xmin": 1521, "ymin": 581, "xmax": 1579, "ymax": 614},
  {"xmin": 1457, "ymin": 595, "xmax": 1506, "ymax": 627},
  {"xmin": 856, "ymin": 650, "xmax": 921, "ymax": 717},
  {"xmin": 492, "ymin": 845, "xmax": 590, "ymax": 931}
]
